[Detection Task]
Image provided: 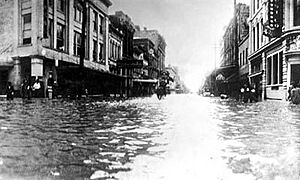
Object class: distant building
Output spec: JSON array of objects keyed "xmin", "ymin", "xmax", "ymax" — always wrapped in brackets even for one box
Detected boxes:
[
  {"xmin": 134, "ymin": 27, "xmax": 166, "ymax": 79},
  {"xmin": 109, "ymin": 11, "xmax": 138, "ymax": 97},
  {"xmin": 216, "ymin": 2, "xmax": 249, "ymax": 97}
]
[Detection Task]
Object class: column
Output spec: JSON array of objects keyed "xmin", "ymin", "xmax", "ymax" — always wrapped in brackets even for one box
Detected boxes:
[
  {"xmin": 262, "ymin": 53, "xmax": 266, "ymax": 100},
  {"xmin": 104, "ymin": 16, "xmax": 109, "ymax": 70},
  {"xmin": 31, "ymin": 58, "xmax": 43, "ymax": 77},
  {"xmin": 290, "ymin": 0, "xmax": 294, "ymax": 27},
  {"xmin": 285, "ymin": 0, "xmax": 290, "ymax": 30},
  {"xmin": 10, "ymin": 59, "xmax": 22, "ymax": 90}
]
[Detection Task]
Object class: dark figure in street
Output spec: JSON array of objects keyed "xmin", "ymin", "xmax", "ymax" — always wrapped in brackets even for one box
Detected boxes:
[
  {"xmin": 47, "ymin": 73, "xmax": 54, "ymax": 99},
  {"xmin": 240, "ymin": 83, "xmax": 250, "ymax": 103},
  {"xmin": 249, "ymin": 83, "xmax": 258, "ymax": 103},
  {"xmin": 290, "ymin": 82, "xmax": 300, "ymax": 104},
  {"xmin": 32, "ymin": 77, "xmax": 42, "ymax": 98},
  {"xmin": 6, "ymin": 82, "xmax": 14, "ymax": 100}
]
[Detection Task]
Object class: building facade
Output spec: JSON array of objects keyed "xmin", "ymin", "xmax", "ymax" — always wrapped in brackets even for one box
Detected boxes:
[
  {"xmin": 216, "ymin": 2, "xmax": 249, "ymax": 97},
  {"xmin": 239, "ymin": 35, "xmax": 249, "ymax": 88},
  {"xmin": 248, "ymin": 0, "xmax": 300, "ymax": 100},
  {"xmin": 0, "ymin": 0, "xmax": 116, "ymax": 97},
  {"xmin": 134, "ymin": 27, "xmax": 166, "ymax": 79}
]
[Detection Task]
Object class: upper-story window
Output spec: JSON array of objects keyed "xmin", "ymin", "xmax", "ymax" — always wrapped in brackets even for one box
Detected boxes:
[
  {"xmin": 22, "ymin": 13, "xmax": 32, "ymax": 45},
  {"xmin": 56, "ymin": 23, "xmax": 65, "ymax": 51},
  {"xmin": 49, "ymin": 0, "xmax": 54, "ymax": 8},
  {"xmin": 294, "ymin": 0, "xmax": 300, "ymax": 26},
  {"xmin": 99, "ymin": 15, "xmax": 103, "ymax": 34},
  {"xmin": 73, "ymin": 31, "xmax": 81, "ymax": 56},
  {"xmin": 93, "ymin": 11, "xmax": 97, "ymax": 32},
  {"xmin": 74, "ymin": 5, "xmax": 82, "ymax": 22},
  {"xmin": 57, "ymin": 0, "xmax": 65, "ymax": 13}
]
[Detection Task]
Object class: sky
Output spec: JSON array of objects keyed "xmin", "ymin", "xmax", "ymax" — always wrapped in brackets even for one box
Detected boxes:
[{"xmin": 110, "ymin": 0, "xmax": 250, "ymax": 92}]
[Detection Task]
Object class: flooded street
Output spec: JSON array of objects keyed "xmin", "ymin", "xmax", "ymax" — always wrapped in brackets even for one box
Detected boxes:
[{"xmin": 0, "ymin": 94, "xmax": 299, "ymax": 180}]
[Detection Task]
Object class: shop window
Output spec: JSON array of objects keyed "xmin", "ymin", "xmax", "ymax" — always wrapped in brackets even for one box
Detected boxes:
[
  {"xmin": 267, "ymin": 52, "xmax": 283, "ymax": 86},
  {"xmin": 267, "ymin": 57, "xmax": 272, "ymax": 85}
]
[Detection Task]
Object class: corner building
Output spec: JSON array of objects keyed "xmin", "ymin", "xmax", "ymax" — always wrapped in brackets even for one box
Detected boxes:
[
  {"xmin": 0, "ymin": 0, "xmax": 114, "ymax": 97},
  {"xmin": 249, "ymin": 0, "xmax": 300, "ymax": 100}
]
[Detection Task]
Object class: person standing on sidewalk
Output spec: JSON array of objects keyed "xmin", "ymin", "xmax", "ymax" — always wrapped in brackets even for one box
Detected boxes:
[
  {"xmin": 6, "ymin": 82, "xmax": 14, "ymax": 100},
  {"xmin": 290, "ymin": 82, "xmax": 300, "ymax": 104}
]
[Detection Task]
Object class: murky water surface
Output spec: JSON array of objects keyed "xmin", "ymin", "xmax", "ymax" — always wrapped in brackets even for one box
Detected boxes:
[{"xmin": 0, "ymin": 94, "xmax": 299, "ymax": 180}]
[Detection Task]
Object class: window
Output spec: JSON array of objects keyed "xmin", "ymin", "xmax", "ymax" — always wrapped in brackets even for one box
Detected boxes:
[
  {"xmin": 93, "ymin": 40, "xmax": 97, "ymax": 62},
  {"xmin": 253, "ymin": 27, "xmax": 256, "ymax": 51},
  {"xmin": 73, "ymin": 31, "xmax": 81, "ymax": 56},
  {"xmin": 294, "ymin": 0, "xmax": 300, "ymax": 26},
  {"xmin": 246, "ymin": 48, "xmax": 248, "ymax": 64},
  {"xmin": 279, "ymin": 52, "xmax": 283, "ymax": 84},
  {"xmin": 267, "ymin": 57, "xmax": 272, "ymax": 85},
  {"xmin": 267, "ymin": 52, "xmax": 283, "ymax": 85},
  {"xmin": 273, "ymin": 54, "xmax": 278, "ymax": 84},
  {"xmin": 56, "ymin": 23, "xmax": 65, "ymax": 51},
  {"xmin": 93, "ymin": 11, "xmax": 97, "ymax": 32},
  {"xmin": 99, "ymin": 15, "xmax": 103, "ymax": 34},
  {"xmin": 99, "ymin": 42, "xmax": 104, "ymax": 63},
  {"xmin": 22, "ymin": 13, "xmax": 32, "ymax": 45},
  {"xmin": 49, "ymin": 0, "xmax": 54, "ymax": 8},
  {"xmin": 74, "ymin": 5, "xmax": 82, "ymax": 22},
  {"xmin": 243, "ymin": 50, "xmax": 245, "ymax": 65},
  {"xmin": 256, "ymin": 23, "xmax": 260, "ymax": 49},
  {"xmin": 48, "ymin": 18, "xmax": 54, "ymax": 48},
  {"xmin": 57, "ymin": 0, "xmax": 65, "ymax": 13}
]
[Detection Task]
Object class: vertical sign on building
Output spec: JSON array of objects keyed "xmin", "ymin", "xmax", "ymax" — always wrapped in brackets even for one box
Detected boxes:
[{"xmin": 263, "ymin": 0, "xmax": 283, "ymax": 37}]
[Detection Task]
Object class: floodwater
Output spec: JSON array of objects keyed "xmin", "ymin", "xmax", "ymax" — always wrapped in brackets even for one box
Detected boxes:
[{"xmin": 0, "ymin": 94, "xmax": 299, "ymax": 180}]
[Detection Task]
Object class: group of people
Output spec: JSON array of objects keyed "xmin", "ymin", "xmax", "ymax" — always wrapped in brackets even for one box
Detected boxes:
[
  {"xmin": 20, "ymin": 77, "xmax": 43, "ymax": 99},
  {"xmin": 5, "ymin": 77, "xmax": 45, "ymax": 100},
  {"xmin": 239, "ymin": 83, "xmax": 258, "ymax": 103}
]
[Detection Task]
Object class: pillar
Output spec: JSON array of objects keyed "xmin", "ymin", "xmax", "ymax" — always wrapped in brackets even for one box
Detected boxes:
[
  {"xmin": 10, "ymin": 58, "xmax": 22, "ymax": 91},
  {"xmin": 290, "ymin": 0, "xmax": 294, "ymax": 27},
  {"xmin": 262, "ymin": 52, "xmax": 266, "ymax": 100},
  {"xmin": 31, "ymin": 58, "xmax": 43, "ymax": 77},
  {"xmin": 285, "ymin": 0, "xmax": 290, "ymax": 30}
]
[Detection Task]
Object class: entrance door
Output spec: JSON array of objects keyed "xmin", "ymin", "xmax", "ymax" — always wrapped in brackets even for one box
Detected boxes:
[{"xmin": 291, "ymin": 64, "xmax": 300, "ymax": 85}]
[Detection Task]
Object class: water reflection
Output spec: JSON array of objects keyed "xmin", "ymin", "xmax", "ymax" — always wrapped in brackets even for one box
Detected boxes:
[{"xmin": 0, "ymin": 96, "xmax": 299, "ymax": 179}]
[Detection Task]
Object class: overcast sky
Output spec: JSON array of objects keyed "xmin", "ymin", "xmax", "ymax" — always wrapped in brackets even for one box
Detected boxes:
[{"xmin": 110, "ymin": 0, "xmax": 250, "ymax": 92}]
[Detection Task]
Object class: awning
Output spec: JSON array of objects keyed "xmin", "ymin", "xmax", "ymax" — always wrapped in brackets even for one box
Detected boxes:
[{"xmin": 132, "ymin": 79, "xmax": 158, "ymax": 83}]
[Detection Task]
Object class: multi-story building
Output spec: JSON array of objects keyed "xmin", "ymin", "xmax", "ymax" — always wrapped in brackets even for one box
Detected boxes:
[
  {"xmin": 216, "ymin": 2, "xmax": 249, "ymax": 97},
  {"xmin": 0, "ymin": 0, "xmax": 115, "ymax": 96},
  {"xmin": 249, "ymin": 0, "xmax": 300, "ymax": 100},
  {"xmin": 134, "ymin": 27, "xmax": 166, "ymax": 79},
  {"xmin": 109, "ymin": 11, "xmax": 139, "ymax": 97},
  {"xmin": 238, "ymin": 35, "xmax": 250, "ymax": 89}
]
